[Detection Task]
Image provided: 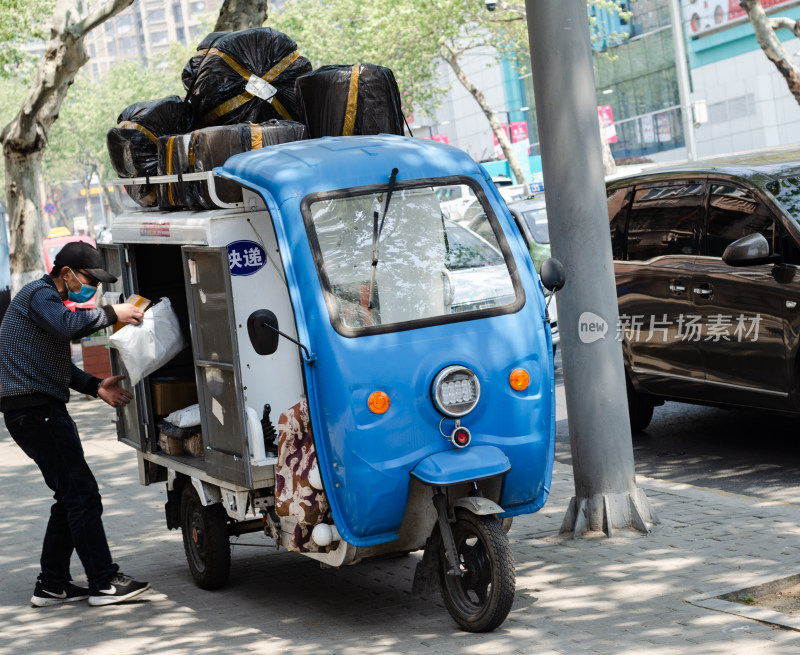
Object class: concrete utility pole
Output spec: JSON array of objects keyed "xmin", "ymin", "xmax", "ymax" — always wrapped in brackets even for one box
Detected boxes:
[
  {"xmin": 669, "ymin": 0, "xmax": 698, "ymax": 161},
  {"xmin": 525, "ymin": 0, "xmax": 658, "ymax": 537}
]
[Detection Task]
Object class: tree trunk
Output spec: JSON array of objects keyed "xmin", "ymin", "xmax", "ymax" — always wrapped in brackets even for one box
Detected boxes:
[
  {"xmin": 82, "ymin": 172, "xmax": 96, "ymax": 238},
  {"xmin": 1, "ymin": 0, "xmax": 134, "ymax": 294},
  {"xmin": 4, "ymin": 151, "xmax": 46, "ymax": 290},
  {"xmin": 740, "ymin": 0, "xmax": 800, "ymax": 104},
  {"xmin": 215, "ymin": 0, "xmax": 268, "ymax": 31},
  {"xmin": 439, "ymin": 44, "xmax": 528, "ymax": 186},
  {"xmin": 101, "ymin": 172, "xmax": 120, "ymax": 219}
]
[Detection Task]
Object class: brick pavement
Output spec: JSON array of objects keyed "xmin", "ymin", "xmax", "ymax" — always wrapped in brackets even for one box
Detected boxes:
[{"xmin": 1, "ymin": 393, "xmax": 800, "ymax": 654}]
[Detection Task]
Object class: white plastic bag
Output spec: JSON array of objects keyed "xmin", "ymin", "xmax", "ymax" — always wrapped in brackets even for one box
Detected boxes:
[
  {"xmin": 165, "ymin": 403, "xmax": 201, "ymax": 428},
  {"xmin": 108, "ymin": 297, "xmax": 187, "ymax": 385}
]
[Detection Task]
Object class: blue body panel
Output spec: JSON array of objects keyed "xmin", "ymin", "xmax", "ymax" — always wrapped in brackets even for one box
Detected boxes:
[
  {"xmin": 411, "ymin": 446, "xmax": 511, "ymax": 486},
  {"xmin": 220, "ymin": 135, "xmax": 556, "ymax": 547}
]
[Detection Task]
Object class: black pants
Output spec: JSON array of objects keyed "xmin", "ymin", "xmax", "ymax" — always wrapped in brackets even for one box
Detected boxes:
[{"xmin": 5, "ymin": 404, "xmax": 119, "ymax": 591}]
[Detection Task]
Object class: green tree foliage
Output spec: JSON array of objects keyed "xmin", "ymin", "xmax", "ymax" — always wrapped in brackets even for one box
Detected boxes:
[
  {"xmin": 270, "ymin": 0, "xmax": 515, "ymax": 115},
  {"xmin": 270, "ymin": 0, "xmax": 624, "ymax": 179},
  {"xmin": 43, "ymin": 60, "xmax": 183, "ymax": 183},
  {"xmin": 0, "ymin": 0, "xmax": 55, "ymax": 74}
]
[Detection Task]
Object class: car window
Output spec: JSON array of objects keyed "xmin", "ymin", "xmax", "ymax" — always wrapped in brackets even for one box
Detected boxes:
[
  {"xmin": 444, "ymin": 221, "xmax": 504, "ymax": 269},
  {"xmin": 705, "ymin": 183, "xmax": 773, "ymax": 257},
  {"xmin": 520, "ymin": 207, "xmax": 549, "ymax": 244},
  {"xmin": 705, "ymin": 181, "xmax": 800, "ymax": 265},
  {"xmin": 625, "ymin": 183, "xmax": 704, "ymax": 261},
  {"xmin": 461, "ymin": 202, "xmax": 495, "ymax": 241},
  {"xmin": 607, "ymin": 186, "xmax": 631, "ymax": 260}
]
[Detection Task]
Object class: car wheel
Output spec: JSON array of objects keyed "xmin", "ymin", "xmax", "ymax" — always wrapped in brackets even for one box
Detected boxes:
[{"xmin": 626, "ymin": 374, "xmax": 654, "ymax": 433}]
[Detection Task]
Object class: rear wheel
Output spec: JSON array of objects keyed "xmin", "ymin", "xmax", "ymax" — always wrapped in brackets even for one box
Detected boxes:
[
  {"xmin": 438, "ymin": 509, "xmax": 515, "ymax": 632},
  {"xmin": 180, "ymin": 483, "xmax": 231, "ymax": 590},
  {"xmin": 626, "ymin": 374, "xmax": 654, "ymax": 433}
]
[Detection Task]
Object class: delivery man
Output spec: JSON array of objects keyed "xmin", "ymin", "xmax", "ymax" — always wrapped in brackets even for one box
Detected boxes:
[{"xmin": 0, "ymin": 241, "xmax": 150, "ymax": 607}]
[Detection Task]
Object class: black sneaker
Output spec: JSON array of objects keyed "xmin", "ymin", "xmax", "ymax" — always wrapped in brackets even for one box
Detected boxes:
[
  {"xmin": 30, "ymin": 580, "xmax": 89, "ymax": 607},
  {"xmin": 88, "ymin": 573, "xmax": 151, "ymax": 607}
]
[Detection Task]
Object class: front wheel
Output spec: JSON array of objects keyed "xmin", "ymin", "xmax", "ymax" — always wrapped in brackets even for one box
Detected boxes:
[
  {"xmin": 180, "ymin": 483, "xmax": 231, "ymax": 590},
  {"xmin": 438, "ymin": 509, "xmax": 515, "ymax": 632}
]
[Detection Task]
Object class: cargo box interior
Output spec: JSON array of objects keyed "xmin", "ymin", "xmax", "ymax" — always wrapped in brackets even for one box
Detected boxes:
[{"xmin": 130, "ymin": 243, "xmax": 200, "ymax": 459}]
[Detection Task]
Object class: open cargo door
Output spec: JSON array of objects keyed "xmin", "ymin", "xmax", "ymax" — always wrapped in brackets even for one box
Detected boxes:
[
  {"xmin": 182, "ymin": 246, "xmax": 251, "ymax": 487},
  {"xmin": 97, "ymin": 243, "xmax": 149, "ymax": 451}
]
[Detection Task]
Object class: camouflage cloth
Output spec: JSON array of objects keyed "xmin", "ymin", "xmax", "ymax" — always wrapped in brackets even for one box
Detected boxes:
[{"xmin": 275, "ymin": 398, "xmax": 332, "ymax": 552}]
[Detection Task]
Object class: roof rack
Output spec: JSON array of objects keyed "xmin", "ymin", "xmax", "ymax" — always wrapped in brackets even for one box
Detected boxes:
[{"xmin": 111, "ymin": 171, "xmax": 243, "ymax": 211}]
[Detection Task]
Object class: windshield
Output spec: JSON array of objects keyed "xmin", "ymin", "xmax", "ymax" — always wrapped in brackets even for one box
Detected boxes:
[
  {"xmin": 771, "ymin": 175, "xmax": 800, "ymax": 223},
  {"xmin": 520, "ymin": 206, "xmax": 550, "ymax": 244},
  {"xmin": 306, "ymin": 183, "xmax": 519, "ymax": 332}
]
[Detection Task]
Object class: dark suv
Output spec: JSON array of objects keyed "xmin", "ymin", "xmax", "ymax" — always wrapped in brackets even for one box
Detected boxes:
[{"xmin": 606, "ymin": 148, "xmax": 800, "ymax": 431}]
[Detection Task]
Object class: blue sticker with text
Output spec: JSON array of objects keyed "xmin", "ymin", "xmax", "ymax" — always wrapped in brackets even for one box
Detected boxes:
[{"xmin": 227, "ymin": 240, "xmax": 267, "ymax": 276}]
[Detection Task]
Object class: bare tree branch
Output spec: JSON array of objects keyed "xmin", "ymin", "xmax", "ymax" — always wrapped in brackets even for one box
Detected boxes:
[
  {"xmin": 769, "ymin": 16, "xmax": 800, "ymax": 39},
  {"xmin": 439, "ymin": 41, "xmax": 526, "ymax": 185},
  {"xmin": 740, "ymin": 0, "xmax": 800, "ymax": 105},
  {"xmin": 77, "ymin": 0, "xmax": 135, "ymax": 36}
]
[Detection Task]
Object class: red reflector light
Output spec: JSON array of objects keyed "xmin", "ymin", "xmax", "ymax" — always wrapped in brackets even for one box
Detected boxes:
[{"xmin": 452, "ymin": 427, "xmax": 471, "ymax": 448}]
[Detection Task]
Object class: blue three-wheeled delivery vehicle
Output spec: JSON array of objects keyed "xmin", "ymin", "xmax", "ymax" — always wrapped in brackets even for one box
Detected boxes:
[{"xmin": 105, "ymin": 135, "xmax": 562, "ymax": 632}]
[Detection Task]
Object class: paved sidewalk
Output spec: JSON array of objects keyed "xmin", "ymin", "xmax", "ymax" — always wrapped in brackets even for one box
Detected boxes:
[{"xmin": 2, "ymin": 393, "xmax": 800, "ymax": 654}]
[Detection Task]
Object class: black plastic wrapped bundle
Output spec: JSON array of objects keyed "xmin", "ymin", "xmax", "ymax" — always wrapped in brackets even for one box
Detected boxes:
[
  {"xmin": 183, "ymin": 28, "xmax": 312, "ymax": 128},
  {"xmin": 106, "ymin": 96, "xmax": 194, "ymax": 207},
  {"xmin": 295, "ymin": 64, "xmax": 404, "ymax": 139},
  {"xmin": 157, "ymin": 134, "xmax": 194, "ymax": 210},
  {"xmin": 191, "ymin": 119, "xmax": 308, "ymax": 208}
]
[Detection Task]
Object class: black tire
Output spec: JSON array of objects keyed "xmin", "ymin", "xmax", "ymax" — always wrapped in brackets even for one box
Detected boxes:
[
  {"xmin": 626, "ymin": 374, "xmax": 654, "ymax": 433},
  {"xmin": 180, "ymin": 483, "xmax": 231, "ymax": 590},
  {"xmin": 438, "ymin": 509, "xmax": 515, "ymax": 632}
]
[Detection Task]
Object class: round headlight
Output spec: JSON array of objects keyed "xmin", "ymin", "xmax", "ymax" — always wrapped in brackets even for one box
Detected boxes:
[{"xmin": 432, "ymin": 365, "xmax": 481, "ymax": 417}]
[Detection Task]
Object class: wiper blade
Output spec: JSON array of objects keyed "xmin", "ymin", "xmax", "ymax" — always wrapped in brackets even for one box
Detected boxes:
[{"xmin": 367, "ymin": 167, "xmax": 399, "ymax": 309}]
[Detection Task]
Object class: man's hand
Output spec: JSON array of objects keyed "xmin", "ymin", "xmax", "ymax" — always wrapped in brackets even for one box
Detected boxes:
[
  {"xmin": 113, "ymin": 302, "xmax": 145, "ymax": 325},
  {"xmin": 98, "ymin": 375, "xmax": 133, "ymax": 408}
]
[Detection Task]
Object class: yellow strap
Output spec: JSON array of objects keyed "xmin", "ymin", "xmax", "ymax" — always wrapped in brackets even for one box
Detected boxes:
[
  {"xmin": 249, "ymin": 124, "xmax": 263, "ymax": 150},
  {"xmin": 206, "ymin": 47, "xmax": 255, "ymax": 81},
  {"xmin": 200, "ymin": 50, "xmax": 300, "ymax": 125},
  {"xmin": 261, "ymin": 51, "xmax": 300, "ymax": 83},
  {"xmin": 269, "ymin": 96, "xmax": 293, "ymax": 121},
  {"xmin": 165, "ymin": 136, "xmax": 175, "ymax": 206},
  {"xmin": 342, "ymin": 64, "xmax": 361, "ymax": 136},
  {"xmin": 203, "ymin": 92, "xmax": 252, "ymax": 125},
  {"xmin": 188, "ymin": 131, "xmax": 197, "ymax": 168},
  {"xmin": 118, "ymin": 121, "xmax": 158, "ymax": 144}
]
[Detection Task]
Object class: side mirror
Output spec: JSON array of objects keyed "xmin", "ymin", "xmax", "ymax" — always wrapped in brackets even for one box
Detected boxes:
[
  {"xmin": 540, "ymin": 257, "xmax": 566, "ymax": 293},
  {"xmin": 247, "ymin": 309, "xmax": 280, "ymax": 356},
  {"xmin": 722, "ymin": 233, "xmax": 780, "ymax": 267}
]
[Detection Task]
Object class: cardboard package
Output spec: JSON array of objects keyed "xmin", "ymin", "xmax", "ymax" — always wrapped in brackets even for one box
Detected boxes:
[
  {"xmin": 296, "ymin": 64, "xmax": 404, "ymax": 138},
  {"xmin": 106, "ymin": 96, "xmax": 193, "ymax": 207},
  {"xmin": 151, "ymin": 378, "xmax": 198, "ymax": 416},
  {"xmin": 158, "ymin": 432, "xmax": 185, "ymax": 455},
  {"xmin": 184, "ymin": 433, "xmax": 204, "ymax": 457},
  {"xmin": 81, "ymin": 336, "xmax": 112, "ymax": 379},
  {"xmin": 113, "ymin": 294, "xmax": 151, "ymax": 333}
]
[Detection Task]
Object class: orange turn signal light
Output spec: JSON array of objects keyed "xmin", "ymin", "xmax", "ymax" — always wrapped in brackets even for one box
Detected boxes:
[
  {"xmin": 368, "ymin": 391, "xmax": 390, "ymax": 414},
  {"xmin": 509, "ymin": 368, "xmax": 530, "ymax": 391}
]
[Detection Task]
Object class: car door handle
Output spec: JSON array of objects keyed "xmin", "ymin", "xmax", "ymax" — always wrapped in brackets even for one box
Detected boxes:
[
  {"xmin": 693, "ymin": 286, "xmax": 713, "ymax": 297},
  {"xmin": 669, "ymin": 281, "xmax": 686, "ymax": 293}
]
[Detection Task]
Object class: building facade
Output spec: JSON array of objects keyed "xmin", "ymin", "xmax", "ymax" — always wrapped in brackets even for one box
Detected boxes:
[
  {"xmin": 685, "ymin": 0, "xmax": 800, "ymax": 157},
  {"xmin": 84, "ymin": 0, "xmax": 223, "ymax": 79}
]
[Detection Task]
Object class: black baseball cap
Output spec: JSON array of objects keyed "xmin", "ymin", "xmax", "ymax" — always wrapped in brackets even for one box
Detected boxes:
[{"xmin": 53, "ymin": 241, "xmax": 117, "ymax": 283}]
